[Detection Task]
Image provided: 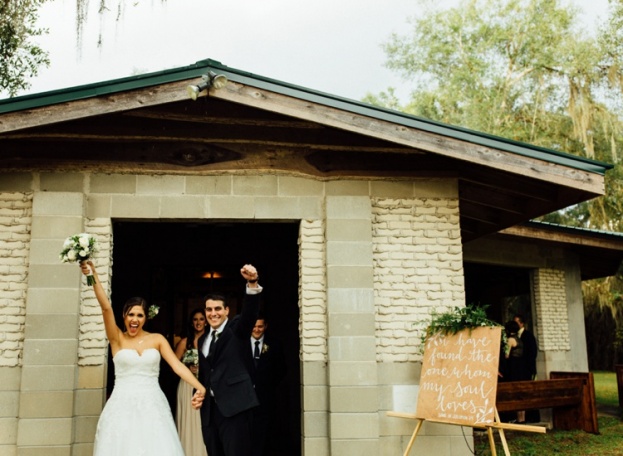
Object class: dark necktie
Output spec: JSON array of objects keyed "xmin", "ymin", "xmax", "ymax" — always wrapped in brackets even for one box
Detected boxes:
[
  {"xmin": 254, "ymin": 340, "xmax": 260, "ymax": 365},
  {"xmin": 209, "ymin": 330, "xmax": 217, "ymax": 355}
]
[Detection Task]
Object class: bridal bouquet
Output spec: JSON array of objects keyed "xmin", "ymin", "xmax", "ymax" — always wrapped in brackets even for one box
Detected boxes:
[{"xmin": 60, "ymin": 233, "xmax": 98, "ymax": 285}]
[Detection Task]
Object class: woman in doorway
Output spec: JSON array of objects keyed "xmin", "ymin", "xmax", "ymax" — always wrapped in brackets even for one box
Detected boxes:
[
  {"xmin": 80, "ymin": 261, "xmax": 206, "ymax": 456},
  {"xmin": 175, "ymin": 308, "xmax": 209, "ymax": 456},
  {"xmin": 503, "ymin": 319, "xmax": 527, "ymax": 423}
]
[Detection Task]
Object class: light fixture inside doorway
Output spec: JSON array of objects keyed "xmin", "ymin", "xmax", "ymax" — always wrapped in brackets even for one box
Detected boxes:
[{"xmin": 186, "ymin": 71, "xmax": 228, "ymax": 100}]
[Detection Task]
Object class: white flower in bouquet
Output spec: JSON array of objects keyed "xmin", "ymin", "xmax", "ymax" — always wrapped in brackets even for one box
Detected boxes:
[
  {"xmin": 182, "ymin": 348, "xmax": 199, "ymax": 366},
  {"xmin": 60, "ymin": 233, "xmax": 98, "ymax": 285}
]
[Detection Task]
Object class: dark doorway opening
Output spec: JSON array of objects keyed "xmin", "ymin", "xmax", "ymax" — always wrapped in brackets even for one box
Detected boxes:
[
  {"xmin": 464, "ymin": 263, "xmax": 533, "ymax": 328},
  {"xmin": 108, "ymin": 220, "xmax": 301, "ymax": 456}
]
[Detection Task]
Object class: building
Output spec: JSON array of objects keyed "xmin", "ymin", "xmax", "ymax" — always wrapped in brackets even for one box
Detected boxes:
[{"xmin": 1, "ymin": 59, "xmax": 621, "ymax": 455}]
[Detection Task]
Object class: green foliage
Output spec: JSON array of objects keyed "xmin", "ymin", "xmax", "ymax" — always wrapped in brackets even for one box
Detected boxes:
[
  {"xmin": 0, "ymin": 0, "xmax": 49, "ymax": 97},
  {"xmin": 371, "ymin": 0, "xmax": 623, "ymax": 336},
  {"xmin": 422, "ymin": 305, "xmax": 506, "ymax": 353}
]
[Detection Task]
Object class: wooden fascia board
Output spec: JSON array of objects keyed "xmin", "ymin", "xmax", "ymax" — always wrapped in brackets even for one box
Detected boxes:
[
  {"xmin": 0, "ymin": 80, "xmax": 192, "ymax": 133},
  {"xmin": 0, "ymin": 79, "xmax": 606, "ymax": 197},
  {"xmin": 500, "ymin": 225, "xmax": 623, "ymax": 251},
  {"xmin": 213, "ymin": 82, "xmax": 605, "ymax": 196}
]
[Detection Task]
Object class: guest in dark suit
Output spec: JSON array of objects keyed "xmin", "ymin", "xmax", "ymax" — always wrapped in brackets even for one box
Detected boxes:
[
  {"xmin": 250, "ymin": 312, "xmax": 287, "ymax": 456},
  {"xmin": 192, "ymin": 264, "xmax": 261, "ymax": 456},
  {"xmin": 514, "ymin": 313, "xmax": 540, "ymax": 423}
]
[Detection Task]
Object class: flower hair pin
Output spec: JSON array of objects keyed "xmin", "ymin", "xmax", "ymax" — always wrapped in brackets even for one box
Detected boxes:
[{"xmin": 148, "ymin": 305, "xmax": 160, "ymax": 320}]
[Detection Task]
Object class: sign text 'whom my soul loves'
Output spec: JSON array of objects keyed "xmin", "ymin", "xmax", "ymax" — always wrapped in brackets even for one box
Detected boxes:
[{"xmin": 416, "ymin": 326, "xmax": 502, "ymax": 426}]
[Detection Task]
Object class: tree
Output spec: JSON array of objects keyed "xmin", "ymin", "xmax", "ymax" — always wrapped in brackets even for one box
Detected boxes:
[
  {"xmin": 365, "ymin": 0, "xmax": 623, "ymax": 193},
  {"xmin": 0, "ymin": 0, "xmax": 49, "ymax": 97},
  {"xmin": 365, "ymin": 0, "xmax": 623, "ymax": 365}
]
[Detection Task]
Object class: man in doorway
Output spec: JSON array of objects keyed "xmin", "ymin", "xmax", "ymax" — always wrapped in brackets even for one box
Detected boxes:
[
  {"xmin": 250, "ymin": 312, "xmax": 287, "ymax": 456},
  {"xmin": 193, "ymin": 264, "xmax": 261, "ymax": 456}
]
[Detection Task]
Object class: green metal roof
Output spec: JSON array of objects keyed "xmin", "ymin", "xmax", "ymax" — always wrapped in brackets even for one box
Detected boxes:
[{"xmin": 0, "ymin": 58, "xmax": 612, "ymax": 175}]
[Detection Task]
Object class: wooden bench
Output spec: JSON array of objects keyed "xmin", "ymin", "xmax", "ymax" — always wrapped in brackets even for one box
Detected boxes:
[{"xmin": 496, "ymin": 371, "xmax": 598, "ymax": 434}]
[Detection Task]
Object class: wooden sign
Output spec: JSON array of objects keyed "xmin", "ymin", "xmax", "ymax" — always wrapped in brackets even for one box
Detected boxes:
[{"xmin": 416, "ymin": 326, "xmax": 502, "ymax": 426}]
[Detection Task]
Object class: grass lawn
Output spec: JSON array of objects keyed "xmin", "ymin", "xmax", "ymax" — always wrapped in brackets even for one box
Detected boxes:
[{"xmin": 474, "ymin": 371, "xmax": 623, "ymax": 456}]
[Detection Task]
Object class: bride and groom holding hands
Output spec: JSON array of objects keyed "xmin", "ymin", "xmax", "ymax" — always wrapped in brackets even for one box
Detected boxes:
[{"xmin": 80, "ymin": 261, "xmax": 263, "ymax": 456}]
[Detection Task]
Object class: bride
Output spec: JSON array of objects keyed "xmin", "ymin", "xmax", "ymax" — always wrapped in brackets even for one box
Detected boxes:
[{"xmin": 80, "ymin": 260, "xmax": 206, "ymax": 456}]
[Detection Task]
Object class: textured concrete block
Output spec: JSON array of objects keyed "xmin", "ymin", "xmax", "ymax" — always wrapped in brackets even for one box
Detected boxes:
[
  {"xmin": 110, "ymin": 195, "xmax": 160, "ymax": 218},
  {"xmin": 413, "ymin": 178, "xmax": 458, "ymax": 198},
  {"xmin": 370, "ymin": 181, "xmax": 414, "ymax": 197},
  {"xmin": 326, "ymin": 219, "xmax": 372, "ymax": 242},
  {"xmin": 377, "ymin": 361, "xmax": 421, "ymax": 385},
  {"xmin": 17, "ymin": 418, "xmax": 72, "ymax": 445},
  {"xmin": 254, "ymin": 196, "xmax": 322, "ymax": 219},
  {"xmin": 327, "ymin": 266, "xmax": 373, "ymax": 288},
  {"xmin": 302, "ymin": 411, "xmax": 328, "ymax": 437},
  {"xmin": 90, "ymin": 174, "xmax": 136, "ymax": 193},
  {"xmin": 330, "ymin": 413, "xmax": 378, "ymax": 439},
  {"xmin": 0, "ymin": 392, "xmax": 19, "ymax": 418},
  {"xmin": 325, "ymin": 181, "xmax": 369, "ymax": 196},
  {"xmin": 278, "ymin": 177, "xmax": 324, "ymax": 196},
  {"xmin": 16, "ymin": 446, "xmax": 71, "ymax": 456},
  {"xmin": 328, "ymin": 313, "xmax": 375, "ymax": 337},
  {"xmin": 327, "ymin": 241, "xmax": 372, "ymax": 265},
  {"xmin": 302, "ymin": 437, "xmax": 329, "ymax": 456},
  {"xmin": 0, "ymin": 173, "xmax": 33, "ymax": 192},
  {"xmin": 20, "ymin": 366, "xmax": 75, "ymax": 391},
  {"xmin": 302, "ymin": 385, "xmax": 328, "ymax": 411},
  {"xmin": 331, "ymin": 438, "xmax": 379, "ymax": 456},
  {"xmin": 32, "ymin": 193, "xmax": 83, "ymax": 217},
  {"xmin": 0, "ymin": 443, "xmax": 17, "ymax": 456},
  {"xmin": 77, "ymin": 365, "xmax": 106, "ymax": 389},
  {"xmin": 40, "ymin": 174, "xmax": 84, "ymax": 192},
  {"xmin": 327, "ymin": 288, "xmax": 375, "ymax": 313},
  {"xmin": 159, "ymin": 196, "xmax": 206, "ymax": 218},
  {"xmin": 329, "ymin": 386, "xmax": 378, "ymax": 412},
  {"xmin": 73, "ymin": 389, "xmax": 104, "ymax": 416},
  {"xmin": 73, "ymin": 415, "xmax": 98, "ymax": 443},
  {"xmin": 136, "ymin": 175, "xmax": 185, "ymax": 194},
  {"xmin": 328, "ymin": 336, "xmax": 377, "ymax": 362},
  {"xmin": 24, "ymin": 314, "xmax": 79, "ymax": 340},
  {"xmin": 85, "ymin": 195, "xmax": 112, "ymax": 218},
  {"xmin": 326, "ymin": 196, "xmax": 371, "ymax": 219},
  {"xmin": 30, "ymin": 217, "xmax": 83, "ymax": 239},
  {"xmin": 208, "ymin": 196, "xmax": 255, "ymax": 218},
  {"xmin": 186, "ymin": 176, "xmax": 232, "ymax": 195},
  {"xmin": 70, "ymin": 442, "xmax": 94, "ymax": 456},
  {"xmin": 26, "ymin": 288, "xmax": 80, "ymax": 314},
  {"xmin": 232, "ymin": 175, "xmax": 278, "ymax": 195},
  {"xmin": 301, "ymin": 361, "xmax": 327, "ymax": 386},
  {"xmin": 28, "ymin": 264, "xmax": 79, "ymax": 289},
  {"xmin": 19, "ymin": 391, "xmax": 73, "ymax": 418},
  {"xmin": 328, "ymin": 361, "xmax": 377, "ymax": 386},
  {"xmin": 0, "ymin": 367, "xmax": 22, "ymax": 391},
  {"xmin": 0, "ymin": 418, "xmax": 17, "ymax": 445},
  {"xmin": 22, "ymin": 340, "xmax": 78, "ymax": 366}
]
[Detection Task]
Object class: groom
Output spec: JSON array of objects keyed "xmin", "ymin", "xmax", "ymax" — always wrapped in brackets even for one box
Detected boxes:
[{"xmin": 192, "ymin": 264, "xmax": 262, "ymax": 456}]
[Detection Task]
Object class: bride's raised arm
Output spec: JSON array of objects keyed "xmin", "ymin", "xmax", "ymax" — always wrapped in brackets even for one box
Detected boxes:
[{"xmin": 80, "ymin": 260, "xmax": 122, "ymax": 347}]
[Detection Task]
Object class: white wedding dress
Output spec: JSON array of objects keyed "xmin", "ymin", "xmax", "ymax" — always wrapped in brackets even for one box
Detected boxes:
[{"xmin": 94, "ymin": 348, "xmax": 185, "ymax": 456}]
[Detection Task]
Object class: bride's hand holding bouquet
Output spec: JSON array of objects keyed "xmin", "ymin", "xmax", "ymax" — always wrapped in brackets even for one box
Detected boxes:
[{"xmin": 60, "ymin": 233, "xmax": 98, "ymax": 285}]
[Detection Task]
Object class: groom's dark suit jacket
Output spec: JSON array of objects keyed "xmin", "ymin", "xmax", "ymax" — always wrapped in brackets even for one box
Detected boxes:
[{"xmin": 197, "ymin": 292, "xmax": 260, "ymax": 424}]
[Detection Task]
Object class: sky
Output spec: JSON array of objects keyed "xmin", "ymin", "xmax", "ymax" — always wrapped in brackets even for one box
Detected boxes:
[{"xmin": 17, "ymin": 0, "xmax": 612, "ymax": 102}]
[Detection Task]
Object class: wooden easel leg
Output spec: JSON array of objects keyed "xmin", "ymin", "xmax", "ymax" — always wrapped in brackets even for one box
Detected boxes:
[
  {"xmin": 486, "ymin": 427, "xmax": 497, "ymax": 456},
  {"xmin": 494, "ymin": 408, "xmax": 511, "ymax": 456},
  {"xmin": 403, "ymin": 419, "xmax": 424, "ymax": 456}
]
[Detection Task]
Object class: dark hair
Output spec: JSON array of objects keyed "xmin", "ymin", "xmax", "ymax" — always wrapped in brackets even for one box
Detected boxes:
[
  {"xmin": 256, "ymin": 310, "xmax": 267, "ymax": 323},
  {"xmin": 203, "ymin": 293, "xmax": 227, "ymax": 308},
  {"xmin": 185, "ymin": 308, "xmax": 206, "ymax": 351},
  {"xmin": 505, "ymin": 320, "xmax": 520, "ymax": 335},
  {"xmin": 514, "ymin": 314, "xmax": 526, "ymax": 325},
  {"xmin": 122, "ymin": 297, "xmax": 148, "ymax": 318}
]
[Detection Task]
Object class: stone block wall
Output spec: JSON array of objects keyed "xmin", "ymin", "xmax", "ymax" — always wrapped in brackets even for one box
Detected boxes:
[{"xmin": 532, "ymin": 268, "xmax": 570, "ymax": 352}]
